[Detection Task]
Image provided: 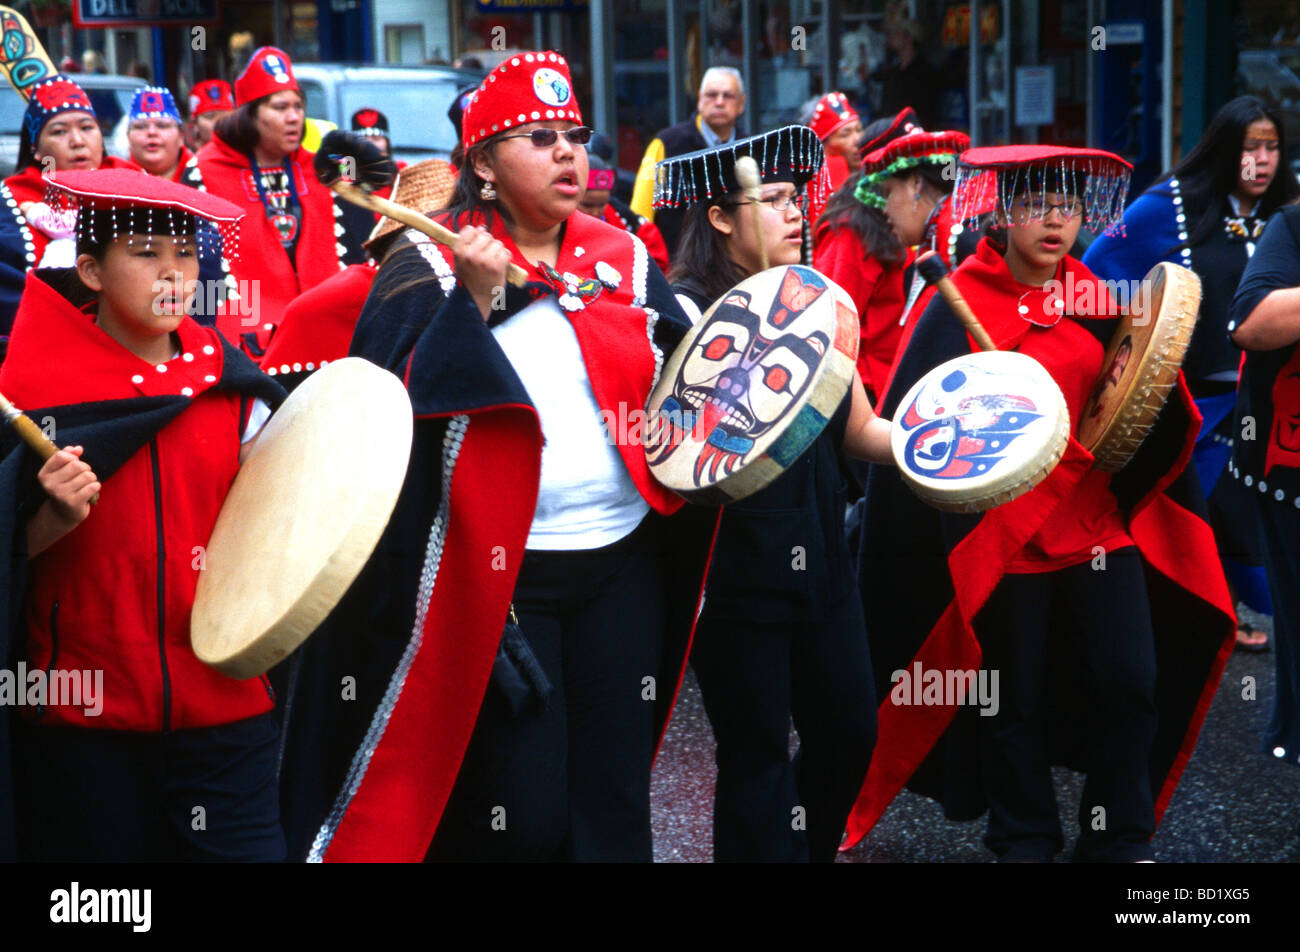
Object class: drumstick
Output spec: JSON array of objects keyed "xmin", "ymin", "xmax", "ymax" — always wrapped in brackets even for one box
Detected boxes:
[
  {"xmin": 734, "ymin": 157, "xmax": 769, "ymax": 272},
  {"xmin": 915, "ymin": 250, "xmax": 998, "ymax": 353},
  {"xmin": 312, "ymin": 130, "xmax": 529, "ymax": 288},
  {"xmin": 329, "ymin": 180, "xmax": 529, "ymax": 288},
  {"xmin": 0, "ymin": 391, "xmax": 99, "ymax": 504}
]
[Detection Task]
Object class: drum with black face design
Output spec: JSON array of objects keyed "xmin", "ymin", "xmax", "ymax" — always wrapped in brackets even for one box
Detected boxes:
[{"xmin": 643, "ymin": 264, "xmax": 859, "ymax": 505}]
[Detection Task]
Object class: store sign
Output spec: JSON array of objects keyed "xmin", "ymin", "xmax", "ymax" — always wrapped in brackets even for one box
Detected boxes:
[
  {"xmin": 72, "ymin": 0, "xmax": 221, "ymax": 28},
  {"xmin": 475, "ymin": 0, "xmax": 589, "ymax": 11}
]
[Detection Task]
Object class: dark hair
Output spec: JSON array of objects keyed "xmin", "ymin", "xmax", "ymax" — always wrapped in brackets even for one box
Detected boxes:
[
  {"xmin": 813, "ymin": 171, "xmax": 904, "ymax": 267},
  {"xmin": 212, "ymin": 90, "xmax": 305, "ymax": 156},
  {"xmin": 1165, "ymin": 95, "xmax": 1299, "ymax": 248},
  {"xmin": 667, "ymin": 191, "xmax": 750, "ymax": 301}
]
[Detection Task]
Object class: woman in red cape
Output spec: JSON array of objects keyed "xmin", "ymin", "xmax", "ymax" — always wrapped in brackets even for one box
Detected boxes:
[{"xmin": 277, "ymin": 51, "xmax": 716, "ymax": 863}]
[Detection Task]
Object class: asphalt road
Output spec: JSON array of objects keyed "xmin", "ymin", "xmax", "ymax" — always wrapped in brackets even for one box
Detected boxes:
[{"xmin": 650, "ymin": 605, "xmax": 1300, "ymax": 862}]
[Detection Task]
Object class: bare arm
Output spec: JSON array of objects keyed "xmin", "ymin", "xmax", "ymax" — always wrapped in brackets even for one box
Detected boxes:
[
  {"xmin": 1230, "ymin": 287, "xmax": 1300, "ymax": 351},
  {"xmin": 840, "ymin": 373, "xmax": 894, "ymax": 464}
]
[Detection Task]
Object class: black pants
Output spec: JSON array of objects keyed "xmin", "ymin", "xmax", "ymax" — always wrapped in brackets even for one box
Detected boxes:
[
  {"xmin": 15, "ymin": 712, "xmax": 285, "ymax": 862},
  {"xmin": 427, "ymin": 516, "xmax": 665, "ymax": 862},
  {"xmin": 690, "ymin": 591, "xmax": 877, "ymax": 862},
  {"xmin": 974, "ymin": 549, "xmax": 1158, "ymax": 862},
  {"xmin": 1255, "ymin": 496, "xmax": 1300, "ymax": 765}
]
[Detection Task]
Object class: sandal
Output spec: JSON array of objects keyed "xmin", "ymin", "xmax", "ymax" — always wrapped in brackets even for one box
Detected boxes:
[{"xmin": 1235, "ymin": 623, "xmax": 1270, "ymax": 653}]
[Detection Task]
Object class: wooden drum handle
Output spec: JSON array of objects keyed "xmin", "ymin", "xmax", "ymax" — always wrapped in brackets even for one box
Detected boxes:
[
  {"xmin": 915, "ymin": 250, "xmax": 998, "ymax": 353},
  {"xmin": 0, "ymin": 391, "xmax": 99, "ymax": 504},
  {"xmin": 330, "ymin": 180, "xmax": 530, "ymax": 288}
]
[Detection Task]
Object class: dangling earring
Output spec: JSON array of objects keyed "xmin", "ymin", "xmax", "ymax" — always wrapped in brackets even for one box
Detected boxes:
[
  {"xmin": 480, "ymin": 180, "xmax": 496, "ymax": 201},
  {"xmin": 913, "ymin": 190, "xmax": 922, "ymax": 208}
]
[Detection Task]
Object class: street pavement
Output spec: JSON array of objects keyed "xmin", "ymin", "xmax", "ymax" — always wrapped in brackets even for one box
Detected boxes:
[{"xmin": 650, "ymin": 605, "xmax": 1300, "ymax": 862}]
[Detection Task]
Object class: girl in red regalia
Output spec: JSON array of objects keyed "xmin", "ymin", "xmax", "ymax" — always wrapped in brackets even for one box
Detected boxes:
[{"xmin": 846, "ymin": 146, "xmax": 1236, "ymax": 862}]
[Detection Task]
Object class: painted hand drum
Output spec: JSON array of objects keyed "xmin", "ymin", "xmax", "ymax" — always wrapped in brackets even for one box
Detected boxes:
[
  {"xmin": 1079, "ymin": 262, "xmax": 1201, "ymax": 472},
  {"xmin": 644, "ymin": 264, "xmax": 859, "ymax": 504},
  {"xmin": 891, "ymin": 350, "xmax": 1070, "ymax": 513},
  {"xmin": 191, "ymin": 357, "xmax": 414, "ymax": 679}
]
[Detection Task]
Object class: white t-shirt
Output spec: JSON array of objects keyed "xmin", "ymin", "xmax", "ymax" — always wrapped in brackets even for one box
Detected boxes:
[{"xmin": 491, "ymin": 297, "xmax": 650, "ymax": 550}]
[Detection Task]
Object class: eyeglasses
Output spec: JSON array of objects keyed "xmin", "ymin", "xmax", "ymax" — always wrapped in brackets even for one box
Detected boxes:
[
  {"xmin": 1242, "ymin": 138, "xmax": 1280, "ymax": 152},
  {"xmin": 496, "ymin": 126, "xmax": 593, "ymax": 147},
  {"xmin": 1009, "ymin": 197, "xmax": 1086, "ymax": 222},
  {"xmin": 739, "ymin": 192, "xmax": 805, "ymax": 213}
]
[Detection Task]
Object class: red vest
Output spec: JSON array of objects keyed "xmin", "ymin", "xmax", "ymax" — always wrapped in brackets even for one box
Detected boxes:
[
  {"xmin": 260, "ymin": 263, "xmax": 376, "ymax": 377},
  {"xmin": 0, "ymin": 273, "xmax": 274, "ymax": 731}
]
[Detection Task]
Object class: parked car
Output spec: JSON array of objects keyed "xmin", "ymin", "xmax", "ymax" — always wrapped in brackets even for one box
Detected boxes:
[
  {"xmin": 0, "ymin": 73, "xmax": 145, "ymax": 176},
  {"xmin": 292, "ymin": 63, "xmax": 485, "ymax": 164}
]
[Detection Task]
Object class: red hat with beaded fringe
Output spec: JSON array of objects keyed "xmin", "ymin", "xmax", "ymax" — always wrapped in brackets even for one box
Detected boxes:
[
  {"xmin": 460, "ymin": 51, "xmax": 583, "ymax": 151},
  {"xmin": 953, "ymin": 145, "xmax": 1133, "ymax": 236},
  {"xmin": 809, "ymin": 92, "xmax": 860, "ymax": 142},
  {"xmin": 44, "ymin": 168, "xmax": 245, "ymax": 260}
]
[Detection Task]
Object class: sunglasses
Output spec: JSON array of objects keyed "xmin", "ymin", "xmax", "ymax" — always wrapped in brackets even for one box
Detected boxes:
[{"xmin": 497, "ymin": 126, "xmax": 593, "ymax": 147}]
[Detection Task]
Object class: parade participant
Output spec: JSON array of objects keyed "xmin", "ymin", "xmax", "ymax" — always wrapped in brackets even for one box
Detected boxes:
[
  {"xmin": 4, "ymin": 75, "xmax": 142, "ymax": 270},
  {"xmin": 806, "ymin": 91, "xmax": 863, "ymax": 193},
  {"xmin": 811, "ymin": 114, "xmax": 921, "ymax": 402},
  {"xmin": 278, "ymin": 50, "xmax": 716, "ymax": 862},
  {"xmin": 658, "ymin": 124, "xmax": 894, "ymax": 862},
  {"xmin": 0, "ymin": 170, "xmax": 286, "ymax": 861},
  {"xmin": 1085, "ymin": 96, "xmax": 1297, "ymax": 652},
  {"xmin": 1225, "ymin": 196, "xmax": 1300, "ymax": 767},
  {"xmin": 844, "ymin": 146, "xmax": 1235, "ymax": 861},
  {"xmin": 260, "ymin": 157, "xmax": 457, "ymax": 392},
  {"xmin": 631, "ymin": 67, "xmax": 746, "ymax": 256},
  {"xmin": 187, "ymin": 79, "xmax": 234, "ymax": 150},
  {"xmin": 350, "ymin": 108, "xmax": 406, "ymax": 202},
  {"xmin": 580, "ymin": 154, "xmax": 670, "ymax": 273},
  {"xmin": 862, "ymin": 126, "xmax": 976, "ymax": 360},
  {"xmin": 127, "ymin": 86, "xmax": 192, "ymax": 182},
  {"xmin": 184, "ymin": 47, "xmax": 369, "ymax": 356}
]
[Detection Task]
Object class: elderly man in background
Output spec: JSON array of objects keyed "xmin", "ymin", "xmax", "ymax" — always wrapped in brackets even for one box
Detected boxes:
[{"xmin": 631, "ymin": 66, "xmax": 746, "ymax": 256}]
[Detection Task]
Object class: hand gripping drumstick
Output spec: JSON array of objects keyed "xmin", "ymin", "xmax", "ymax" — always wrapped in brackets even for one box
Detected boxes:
[
  {"xmin": 0, "ymin": 391, "xmax": 99, "ymax": 504},
  {"xmin": 313, "ymin": 131, "xmax": 529, "ymax": 288},
  {"xmin": 914, "ymin": 250, "xmax": 998, "ymax": 353},
  {"xmin": 734, "ymin": 157, "xmax": 769, "ymax": 272}
]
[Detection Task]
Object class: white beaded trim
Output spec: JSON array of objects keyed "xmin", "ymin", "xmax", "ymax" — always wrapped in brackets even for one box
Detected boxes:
[
  {"xmin": 308, "ymin": 414, "xmax": 469, "ymax": 863},
  {"xmin": 1169, "ymin": 177, "xmax": 1194, "ymax": 269}
]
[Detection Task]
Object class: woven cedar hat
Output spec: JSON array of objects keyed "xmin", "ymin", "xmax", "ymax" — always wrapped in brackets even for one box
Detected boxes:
[
  {"xmin": 856, "ymin": 129, "xmax": 970, "ymax": 209},
  {"xmin": 809, "ymin": 92, "xmax": 860, "ymax": 142},
  {"xmin": 460, "ymin": 51, "xmax": 582, "ymax": 151},
  {"xmin": 651, "ymin": 124, "xmax": 830, "ymax": 212},
  {"xmin": 364, "ymin": 158, "xmax": 457, "ymax": 251},
  {"xmin": 45, "ymin": 167, "xmax": 244, "ymax": 260},
  {"xmin": 954, "ymin": 145, "xmax": 1132, "ymax": 235},
  {"xmin": 857, "ymin": 106, "xmax": 921, "ymax": 164}
]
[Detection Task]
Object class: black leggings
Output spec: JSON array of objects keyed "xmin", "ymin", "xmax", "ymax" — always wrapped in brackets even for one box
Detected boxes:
[
  {"xmin": 427, "ymin": 516, "xmax": 665, "ymax": 862},
  {"xmin": 974, "ymin": 549, "xmax": 1158, "ymax": 862},
  {"xmin": 15, "ymin": 712, "xmax": 285, "ymax": 862},
  {"xmin": 690, "ymin": 591, "xmax": 877, "ymax": 862}
]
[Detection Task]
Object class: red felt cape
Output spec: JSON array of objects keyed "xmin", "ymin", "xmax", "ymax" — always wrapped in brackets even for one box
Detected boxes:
[
  {"xmin": 260, "ymin": 263, "xmax": 375, "ymax": 376},
  {"xmin": 843, "ymin": 240, "xmax": 1236, "ymax": 847},
  {"xmin": 812, "ymin": 221, "xmax": 906, "ymax": 399},
  {"xmin": 315, "ymin": 215, "xmax": 715, "ymax": 860},
  {"xmin": 191, "ymin": 133, "xmax": 345, "ymax": 347}
]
